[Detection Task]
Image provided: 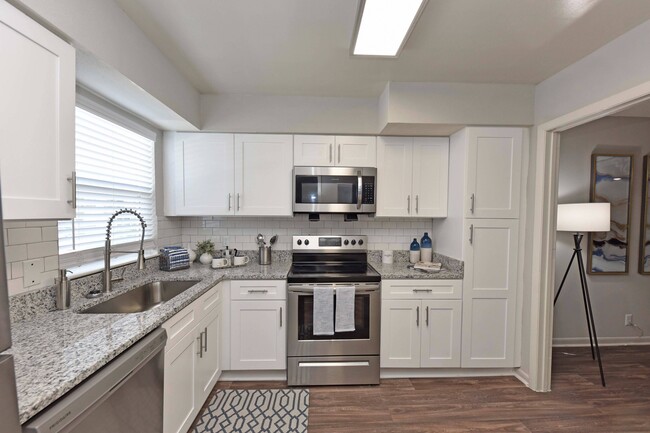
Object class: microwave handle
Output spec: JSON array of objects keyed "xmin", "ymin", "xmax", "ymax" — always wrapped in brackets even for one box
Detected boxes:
[{"xmin": 357, "ymin": 170, "xmax": 362, "ymax": 210}]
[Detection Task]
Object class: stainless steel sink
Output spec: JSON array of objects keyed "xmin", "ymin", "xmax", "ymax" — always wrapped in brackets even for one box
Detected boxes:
[{"xmin": 79, "ymin": 280, "xmax": 200, "ymax": 314}]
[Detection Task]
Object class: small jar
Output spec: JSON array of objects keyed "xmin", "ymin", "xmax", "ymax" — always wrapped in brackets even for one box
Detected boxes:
[{"xmin": 409, "ymin": 238, "xmax": 421, "ymax": 263}]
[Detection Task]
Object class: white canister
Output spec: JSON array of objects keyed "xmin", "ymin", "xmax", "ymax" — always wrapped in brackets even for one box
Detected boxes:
[
  {"xmin": 420, "ymin": 248, "xmax": 433, "ymax": 263},
  {"xmin": 382, "ymin": 250, "xmax": 394, "ymax": 264}
]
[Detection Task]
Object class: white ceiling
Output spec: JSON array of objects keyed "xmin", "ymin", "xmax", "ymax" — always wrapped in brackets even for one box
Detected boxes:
[{"xmin": 116, "ymin": 0, "xmax": 650, "ymax": 98}]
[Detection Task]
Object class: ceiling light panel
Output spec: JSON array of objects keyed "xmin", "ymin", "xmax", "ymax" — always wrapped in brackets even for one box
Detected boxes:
[{"xmin": 352, "ymin": 0, "xmax": 427, "ymax": 57}]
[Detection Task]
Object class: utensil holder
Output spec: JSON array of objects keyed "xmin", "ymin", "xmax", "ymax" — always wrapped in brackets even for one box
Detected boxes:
[{"xmin": 259, "ymin": 246, "xmax": 272, "ymax": 265}]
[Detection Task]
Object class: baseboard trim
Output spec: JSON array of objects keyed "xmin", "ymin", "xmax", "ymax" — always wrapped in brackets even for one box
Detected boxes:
[
  {"xmin": 513, "ymin": 368, "xmax": 530, "ymax": 387},
  {"xmin": 220, "ymin": 370, "xmax": 287, "ymax": 382},
  {"xmin": 380, "ymin": 368, "xmax": 516, "ymax": 379},
  {"xmin": 553, "ymin": 336, "xmax": 650, "ymax": 347}
]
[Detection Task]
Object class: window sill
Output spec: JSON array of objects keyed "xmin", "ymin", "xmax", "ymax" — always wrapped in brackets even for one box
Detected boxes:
[{"xmin": 66, "ymin": 249, "xmax": 160, "ymax": 280}]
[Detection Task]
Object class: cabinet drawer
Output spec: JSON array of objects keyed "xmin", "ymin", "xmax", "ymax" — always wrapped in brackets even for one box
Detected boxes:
[
  {"xmin": 162, "ymin": 302, "xmax": 197, "ymax": 350},
  {"xmin": 199, "ymin": 283, "xmax": 223, "ymax": 314},
  {"xmin": 231, "ymin": 280, "xmax": 286, "ymax": 300},
  {"xmin": 382, "ymin": 280, "xmax": 462, "ymax": 300}
]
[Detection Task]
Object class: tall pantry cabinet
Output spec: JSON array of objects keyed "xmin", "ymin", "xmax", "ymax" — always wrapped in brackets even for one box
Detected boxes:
[{"xmin": 459, "ymin": 127, "xmax": 524, "ymax": 368}]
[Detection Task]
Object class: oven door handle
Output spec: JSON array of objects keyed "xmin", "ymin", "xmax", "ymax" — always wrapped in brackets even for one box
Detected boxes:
[{"xmin": 289, "ymin": 288, "xmax": 379, "ymax": 294}]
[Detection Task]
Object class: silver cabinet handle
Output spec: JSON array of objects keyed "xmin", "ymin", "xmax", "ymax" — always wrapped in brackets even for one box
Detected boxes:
[
  {"xmin": 426, "ymin": 306, "xmax": 429, "ymax": 327},
  {"xmin": 67, "ymin": 171, "xmax": 77, "ymax": 209},
  {"xmin": 203, "ymin": 327, "xmax": 208, "ymax": 352},
  {"xmin": 237, "ymin": 193, "xmax": 241, "ymax": 211},
  {"xmin": 280, "ymin": 307, "xmax": 283, "ymax": 327},
  {"xmin": 407, "ymin": 195, "xmax": 411, "ymax": 214},
  {"xmin": 416, "ymin": 306, "xmax": 420, "ymax": 327},
  {"xmin": 329, "ymin": 144, "xmax": 332, "ymax": 163},
  {"xmin": 247, "ymin": 289, "xmax": 269, "ymax": 294},
  {"xmin": 469, "ymin": 224, "xmax": 474, "ymax": 244},
  {"xmin": 416, "ymin": 195, "xmax": 419, "ymax": 214},
  {"xmin": 228, "ymin": 193, "xmax": 232, "ymax": 211},
  {"xmin": 470, "ymin": 193, "xmax": 475, "ymax": 214},
  {"xmin": 338, "ymin": 144, "xmax": 341, "ymax": 163},
  {"xmin": 413, "ymin": 289, "xmax": 433, "ymax": 293},
  {"xmin": 357, "ymin": 170, "xmax": 362, "ymax": 210},
  {"xmin": 197, "ymin": 333, "xmax": 203, "ymax": 358}
]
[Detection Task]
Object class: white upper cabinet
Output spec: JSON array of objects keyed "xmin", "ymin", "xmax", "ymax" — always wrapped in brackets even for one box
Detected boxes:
[
  {"xmin": 462, "ymin": 219, "xmax": 519, "ymax": 368},
  {"xmin": 235, "ymin": 134, "xmax": 293, "ymax": 216},
  {"xmin": 465, "ymin": 128, "xmax": 523, "ymax": 219},
  {"xmin": 164, "ymin": 133, "xmax": 234, "ymax": 216},
  {"xmin": 377, "ymin": 137, "xmax": 449, "ymax": 218},
  {"xmin": 164, "ymin": 133, "xmax": 293, "ymax": 216},
  {"xmin": 0, "ymin": 2, "xmax": 75, "ymax": 220},
  {"xmin": 293, "ymin": 135, "xmax": 376, "ymax": 167}
]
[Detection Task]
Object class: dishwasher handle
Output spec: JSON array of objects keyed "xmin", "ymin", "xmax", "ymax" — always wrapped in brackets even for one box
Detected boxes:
[{"xmin": 23, "ymin": 328, "xmax": 167, "ymax": 433}]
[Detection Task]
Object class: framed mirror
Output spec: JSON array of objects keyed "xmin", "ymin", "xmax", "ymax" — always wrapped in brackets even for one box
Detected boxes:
[
  {"xmin": 588, "ymin": 154, "xmax": 633, "ymax": 274},
  {"xmin": 640, "ymin": 155, "xmax": 650, "ymax": 274}
]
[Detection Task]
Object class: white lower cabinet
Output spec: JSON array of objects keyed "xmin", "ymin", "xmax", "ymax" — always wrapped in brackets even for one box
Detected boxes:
[
  {"xmin": 230, "ymin": 300, "xmax": 286, "ymax": 370},
  {"xmin": 163, "ymin": 284, "xmax": 223, "ymax": 433},
  {"xmin": 381, "ymin": 280, "xmax": 462, "ymax": 369}
]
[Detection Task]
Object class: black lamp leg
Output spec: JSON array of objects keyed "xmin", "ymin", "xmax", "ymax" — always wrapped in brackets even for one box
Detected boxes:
[
  {"xmin": 573, "ymin": 234, "xmax": 606, "ymax": 387},
  {"xmin": 554, "ymin": 250, "xmax": 576, "ymax": 306}
]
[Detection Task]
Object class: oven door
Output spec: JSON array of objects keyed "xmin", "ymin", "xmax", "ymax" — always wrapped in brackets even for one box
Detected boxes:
[
  {"xmin": 293, "ymin": 166, "xmax": 376, "ymax": 214},
  {"xmin": 287, "ymin": 283, "xmax": 380, "ymax": 357}
]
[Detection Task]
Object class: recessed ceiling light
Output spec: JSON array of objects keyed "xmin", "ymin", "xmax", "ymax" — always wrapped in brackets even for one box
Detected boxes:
[{"xmin": 351, "ymin": 0, "xmax": 428, "ymax": 57}]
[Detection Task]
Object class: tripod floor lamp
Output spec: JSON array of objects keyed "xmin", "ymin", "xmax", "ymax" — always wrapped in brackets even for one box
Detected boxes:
[{"xmin": 555, "ymin": 202, "xmax": 611, "ymax": 387}]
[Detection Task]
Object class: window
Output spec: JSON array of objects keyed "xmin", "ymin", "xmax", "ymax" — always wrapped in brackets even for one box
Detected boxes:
[{"xmin": 58, "ymin": 106, "xmax": 157, "ymax": 255}]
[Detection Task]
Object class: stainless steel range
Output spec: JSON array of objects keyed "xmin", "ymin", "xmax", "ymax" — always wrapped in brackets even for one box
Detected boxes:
[{"xmin": 287, "ymin": 235, "xmax": 381, "ymax": 386}]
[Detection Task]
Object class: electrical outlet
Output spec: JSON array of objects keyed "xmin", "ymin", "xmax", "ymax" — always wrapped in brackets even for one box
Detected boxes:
[
  {"xmin": 625, "ymin": 314, "xmax": 634, "ymax": 326},
  {"xmin": 23, "ymin": 259, "xmax": 43, "ymax": 288}
]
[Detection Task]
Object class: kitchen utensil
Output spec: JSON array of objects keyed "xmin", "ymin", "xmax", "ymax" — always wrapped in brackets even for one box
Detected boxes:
[
  {"xmin": 259, "ymin": 246, "xmax": 272, "ymax": 265},
  {"xmin": 257, "ymin": 233, "xmax": 265, "ymax": 246},
  {"xmin": 269, "ymin": 234, "xmax": 278, "ymax": 246}
]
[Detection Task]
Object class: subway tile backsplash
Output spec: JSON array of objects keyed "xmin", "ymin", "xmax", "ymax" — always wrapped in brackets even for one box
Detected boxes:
[{"xmin": 177, "ymin": 214, "xmax": 434, "ymax": 252}]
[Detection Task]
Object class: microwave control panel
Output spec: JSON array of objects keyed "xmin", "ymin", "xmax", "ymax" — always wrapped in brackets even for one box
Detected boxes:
[{"xmin": 362, "ymin": 177, "xmax": 375, "ymax": 204}]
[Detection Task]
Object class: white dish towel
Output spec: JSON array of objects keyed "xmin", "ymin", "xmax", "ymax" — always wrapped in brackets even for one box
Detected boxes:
[
  {"xmin": 335, "ymin": 286, "xmax": 356, "ymax": 333},
  {"xmin": 313, "ymin": 287, "xmax": 334, "ymax": 336}
]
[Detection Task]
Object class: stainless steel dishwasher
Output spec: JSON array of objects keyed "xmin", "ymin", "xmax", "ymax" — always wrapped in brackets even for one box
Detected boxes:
[{"xmin": 23, "ymin": 328, "xmax": 166, "ymax": 433}]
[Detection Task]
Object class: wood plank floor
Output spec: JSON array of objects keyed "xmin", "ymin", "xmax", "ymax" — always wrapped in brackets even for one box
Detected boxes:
[{"xmin": 191, "ymin": 346, "xmax": 650, "ymax": 432}]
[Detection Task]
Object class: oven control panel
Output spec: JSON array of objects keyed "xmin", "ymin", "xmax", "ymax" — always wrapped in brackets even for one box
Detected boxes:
[{"xmin": 293, "ymin": 235, "xmax": 368, "ymax": 251}]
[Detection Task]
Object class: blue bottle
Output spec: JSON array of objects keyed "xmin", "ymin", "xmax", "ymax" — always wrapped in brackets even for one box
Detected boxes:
[
  {"xmin": 421, "ymin": 232, "xmax": 432, "ymax": 248},
  {"xmin": 420, "ymin": 232, "xmax": 433, "ymax": 263},
  {"xmin": 409, "ymin": 238, "xmax": 420, "ymax": 263}
]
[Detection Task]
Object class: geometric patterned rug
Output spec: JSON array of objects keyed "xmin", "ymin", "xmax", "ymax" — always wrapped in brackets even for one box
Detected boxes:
[{"xmin": 193, "ymin": 389, "xmax": 309, "ymax": 433}]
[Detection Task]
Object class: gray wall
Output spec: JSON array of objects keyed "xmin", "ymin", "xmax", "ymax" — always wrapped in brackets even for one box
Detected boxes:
[{"xmin": 554, "ymin": 116, "xmax": 650, "ymax": 344}]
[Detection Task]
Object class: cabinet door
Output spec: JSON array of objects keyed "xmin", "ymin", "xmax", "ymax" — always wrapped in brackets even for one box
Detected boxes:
[
  {"xmin": 412, "ymin": 138, "xmax": 449, "ymax": 217},
  {"xmin": 376, "ymin": 137, "xmax": 413, "ymax": 217},
  {"xmin": 294, "ymin": 135, "xmax": 335, "ymax": 166},
  {"xmin": 164, "ymin": 133, "xmax": 234, "ymax": 216},
  {"xmin": 164, "ymin": 331, "xmax": 199, "ymax": 433},
  {"xmin": 421, "ymin": 300, "xmax": 462, "ymax": 368},
  {"xmin": 462, "ymin": 219, "xmax": 519, "ymax": 368},
  {"xmin": 234, "ymin": 134, "xmax": 293, "ymax": 216},
  {"xmin": 335, "ymin": 136, "xmax": 376, "ymax": 167},
  {"xmin": 465, "ymin": 127, "xmax": 523, "ymax": 218},
  {"xmin": 230, "ymin": 300, "xmax": 286, "ymax": 370},
  {"xmin": 196, "ymin": 305, "xmax": 221, "ymax": 403},
  {"xmin": 0, "ymin": 2, "xmax": 75, "ymax": 219},
  {"xmin": 380, "ymin": 300, "xmax": 421, "ymax": 368}
]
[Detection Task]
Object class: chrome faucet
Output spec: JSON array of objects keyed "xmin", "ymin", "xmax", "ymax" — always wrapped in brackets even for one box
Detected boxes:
[{"xmin": 86, "ymin": 209, "xmax": 147, "ymax": 298}]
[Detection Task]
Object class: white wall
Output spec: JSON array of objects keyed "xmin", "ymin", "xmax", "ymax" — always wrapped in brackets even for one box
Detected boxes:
[
  {"xmin": 535, "ymin": 20, "xmax": 650, "ymax": 125},
  {"xmin": 554, "ymin": 116, "xmax": 650, "ymax": 344},
  {"xmin": 200, "ymin": 94, "xmax": 379, "ymax": 134},
  {"xmin": 12, "ymin": 0, "xmax": 201, "ymax": 129}
]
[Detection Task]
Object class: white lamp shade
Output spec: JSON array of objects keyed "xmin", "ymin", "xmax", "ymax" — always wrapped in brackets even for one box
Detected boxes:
[{"xmin": 557, "ymin": 203, "xmax": 611, "ymax": 232}]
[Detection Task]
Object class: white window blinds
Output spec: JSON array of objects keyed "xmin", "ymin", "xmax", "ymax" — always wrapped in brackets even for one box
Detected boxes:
[{"xmin": 58, "ymin": 107, "xmax": 156, "ymax": 254}]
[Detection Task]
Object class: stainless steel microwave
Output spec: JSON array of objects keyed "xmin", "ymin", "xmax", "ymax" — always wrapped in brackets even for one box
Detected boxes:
[{"xmin": 293, "ymin": 166, "xmax": 377, "ymax": 214}]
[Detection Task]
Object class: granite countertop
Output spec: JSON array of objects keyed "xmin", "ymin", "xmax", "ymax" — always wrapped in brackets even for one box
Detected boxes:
[
  {"xmin": 5, "ymin": 261, "xmax": 290, "ymax": 424},
  {"xmin": 370, "ymin": 253, "xmax": 464, "ymax": 280}
]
